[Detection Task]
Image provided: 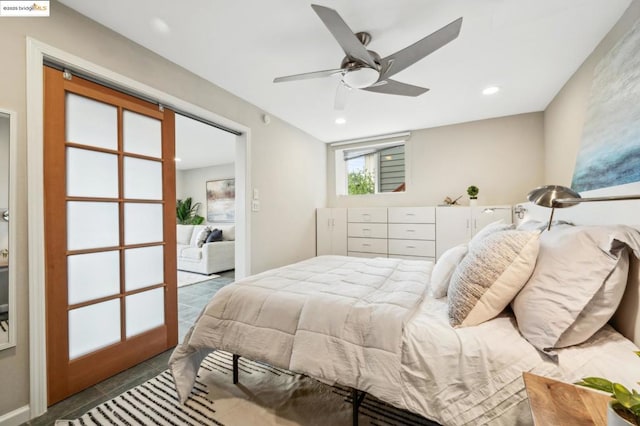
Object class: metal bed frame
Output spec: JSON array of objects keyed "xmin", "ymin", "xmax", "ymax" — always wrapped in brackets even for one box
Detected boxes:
[{"xmin": 232, "ymin": 354, "xmax": 367, "ymax": 426}]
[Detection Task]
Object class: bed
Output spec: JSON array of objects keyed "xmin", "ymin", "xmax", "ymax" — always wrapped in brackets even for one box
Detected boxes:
[{"xmin": 170, "ymin": 220, "xmax": 640, "ymax": 426}]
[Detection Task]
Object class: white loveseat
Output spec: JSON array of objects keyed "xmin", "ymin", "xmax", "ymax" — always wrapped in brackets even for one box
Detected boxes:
[{"xmin": 176, "ymin": 224, "xmax": 235, "ymax": 275}]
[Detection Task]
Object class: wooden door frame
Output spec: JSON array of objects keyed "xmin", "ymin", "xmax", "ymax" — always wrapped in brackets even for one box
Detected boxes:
[{"xmin": 26, "ymin": 38, "xmax": 251, "ymax": 418}]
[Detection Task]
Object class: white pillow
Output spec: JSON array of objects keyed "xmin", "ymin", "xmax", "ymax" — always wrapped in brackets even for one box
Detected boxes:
[
  {"xmin": 430, "ymin": 244, "xmax": 468, "ymax": 298},
  {"xmin": 512, "ymin": 225, "xmax": 640, "ymax": 355},
  {"xmin": 448, "ymin": 230, "xmax": 540, "ymax": 327},
  {"xmin": 468, "ymin": 220, "xmax": 515, "ymax": 250}
]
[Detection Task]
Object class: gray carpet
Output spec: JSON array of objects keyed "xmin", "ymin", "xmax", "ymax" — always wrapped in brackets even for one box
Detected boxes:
[{"xmin": 57, "ymin": 350, "xmax": 437, "ymax": 426}]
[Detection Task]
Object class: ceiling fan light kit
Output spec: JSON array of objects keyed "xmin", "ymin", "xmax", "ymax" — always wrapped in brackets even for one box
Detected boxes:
[{"xmin": 273, "ymin": 4, "xmax": 463, "ymax": 109}]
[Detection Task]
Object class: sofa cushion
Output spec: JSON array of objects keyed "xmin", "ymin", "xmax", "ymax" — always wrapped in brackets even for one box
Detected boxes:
[
  {"xmin": 181, "ymin": 247, "xmax": 202, "ymax": 260},
  {"xmin": 177, "ymin": 225, "xmax": 194, "ymax": 245}
]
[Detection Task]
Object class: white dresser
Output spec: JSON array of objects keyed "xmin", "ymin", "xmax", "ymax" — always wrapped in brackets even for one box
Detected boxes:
[
  {"xmin": 387, "ymin": 207, "xmax": 436, "ymax": 261},
  {"xmin": 347, "ymin": 207, "xmax": 388, "ymax": 258},
  {"xmin": 317, "ymin": 205, "xmax": 511, "ymax": 262}
]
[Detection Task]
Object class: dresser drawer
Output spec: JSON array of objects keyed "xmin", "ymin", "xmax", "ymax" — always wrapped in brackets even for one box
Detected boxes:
[
  {"xmin": 348, "ymin": 252, "xmax": 386, "ymax": 259},
  {"xmin": 388, "ymin": 207, "xmax": 435, "ymax": 223},
  {"xmin": 348, "ymin": 223, "xmax": 387, "ymax": 238},
  {"xmin": 348, "ymin": 208, "xmax": 387, "ymax": 223},
  {"xmin": 388, "ymin": 254, "xmax": 435, "ymax": 262},
  {"xmin": 348, "ymin": 237, "xmax": 388, "ymax": 254},
  {"xmin": 388, "ymin": 239, "xmax": 435, "ymax": 257},
  {"xmin": 388, "ymin": 223, "xmax": 435, "ymax": 240}
]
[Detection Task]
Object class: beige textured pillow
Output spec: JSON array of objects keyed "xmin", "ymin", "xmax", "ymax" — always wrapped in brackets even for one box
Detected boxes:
[{"xmin": 448, "ymin": 230, "xmax": 540, "ymax": 327}]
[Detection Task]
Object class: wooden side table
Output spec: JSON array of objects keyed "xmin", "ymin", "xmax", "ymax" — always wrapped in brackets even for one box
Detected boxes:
[{"xmin": 523, "ymin": 372, "xmax": 611, "ymax": 426}]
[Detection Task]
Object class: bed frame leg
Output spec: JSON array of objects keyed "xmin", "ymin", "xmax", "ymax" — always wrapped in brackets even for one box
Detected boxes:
[
  {"xmin": 351, "ymin": 388, "xmax": 366, "ymax": 426},
  {"xmin": 232, "ymin": 354, "xmax": 240, "ymax": 384}
]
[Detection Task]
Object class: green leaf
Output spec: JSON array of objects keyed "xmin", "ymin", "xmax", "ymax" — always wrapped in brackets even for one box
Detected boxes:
[
  {"xmin": 631, "ymin": 403, "xmax": 640, "ymax": 417},
  {"xmin": 575, "ymin": 377, "xmax": 614, "ymax": 393},
  {"xmin": 613, "ymin": 383, "xmax": 633, "ymax": 409},
  {"xmin": 634, "ymin": 351, "xmax": 640, "ymax": 358}
]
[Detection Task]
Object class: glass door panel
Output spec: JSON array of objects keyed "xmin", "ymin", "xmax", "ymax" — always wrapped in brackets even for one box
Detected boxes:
[
  {"xmin": 66, "ymin": 201, "xmax": 119, "ymax": 250},
  {"xmin": 66, "ymin": 147, "xmax": 119, "ymax": 198},
  {"xmin": 67, "ymin": 251, "xmax": 120, "ymax": 305},
  {"xmin": 124, "ymin": 246, "xmax": 164, "ymax": 291},
  {"xmin": 65, "ymin": 93, "xmax": 117, "ymax": 150},
  {"xmin": 125, "ymin": 288, "xmax": 164, "ymax": 337},
  {"xmin": 124, "ymin": 203, "xmax": 163, "ymax": 245},
  {"xmin": 123, "ymin": 157, "xmax": 162, "ymax": 200},
  {"xmin": 68, "ymin": 299, "xmax": 121, "ymax": 359},
  {"xmin": 123, "ymin": 110, "xmax": 162, "ymax": 158}
]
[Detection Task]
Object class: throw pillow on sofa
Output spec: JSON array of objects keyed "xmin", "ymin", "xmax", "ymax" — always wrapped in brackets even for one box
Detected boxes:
[
  {"xmin": 205, "ymin": 229, "xmax": 223, "ymax": 243},
  {"xmin": 195, "ymin": 227, "xmax": 212, "ymax": 247}
]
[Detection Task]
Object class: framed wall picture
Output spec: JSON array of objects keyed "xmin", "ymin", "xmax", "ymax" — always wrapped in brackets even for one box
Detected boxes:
[{"xmin": 206, "ymin": 178, "xmax": 235, "ymax": 223}]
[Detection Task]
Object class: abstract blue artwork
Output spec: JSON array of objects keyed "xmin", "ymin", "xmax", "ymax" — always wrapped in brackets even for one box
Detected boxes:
[{"xmin": 571, "ymin": 19, "xmax": 640, "ymax": 192}]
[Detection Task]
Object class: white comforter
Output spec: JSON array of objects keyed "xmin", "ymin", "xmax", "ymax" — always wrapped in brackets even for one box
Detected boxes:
[
  {"xmin": 171, "ymin": 255, "xmax": 640, "ymax": 425},
  {"xmin": 171, "ymin": 255, "xmax": 431, "ymax": 405}
]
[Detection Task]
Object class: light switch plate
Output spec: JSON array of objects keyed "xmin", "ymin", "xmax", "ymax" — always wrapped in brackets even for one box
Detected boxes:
[
  {"xmin": 252, "ymin": 200, "xmax": 260, "ymax": 212},
  {"xmin": 253, "ymin": 189, "xmax": 259, "ymax": 200}
]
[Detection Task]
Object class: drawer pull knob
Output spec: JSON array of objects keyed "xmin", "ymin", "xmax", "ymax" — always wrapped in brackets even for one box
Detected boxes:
[
  {"xmin": 406, "ymin": 229, "xmax": 416, "ymax": 232},
  {"xmin": 406, "ymin": 245, "xmax": 416, "ymax": 249},
  {"xmin": 363, "ymin": 243, "xmax": 371, "ymax": 247}
]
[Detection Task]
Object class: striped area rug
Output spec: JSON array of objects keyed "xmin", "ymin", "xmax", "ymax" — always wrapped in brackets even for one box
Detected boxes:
[{"xmin": 57, "ymin": 351, "xmax": 437, "ymax": 426}]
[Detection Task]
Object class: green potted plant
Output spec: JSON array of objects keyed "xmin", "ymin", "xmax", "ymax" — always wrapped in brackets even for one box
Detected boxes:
[
  {"xmin": 467, "ymin": 185, "xmax": 479, "ymax": 206},
  {"xmin": 575, "ymin": 352, "xmax": 640, "ymax": 425},
  {"xmin": 176, "ymin": 197, "xmax": 205, "ymax": 225}
]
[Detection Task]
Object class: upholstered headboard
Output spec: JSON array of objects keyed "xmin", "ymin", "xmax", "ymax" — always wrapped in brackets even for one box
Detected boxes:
[{"xmin": 515, "ymin": 194, "xmax": 640, "ymax": 346}]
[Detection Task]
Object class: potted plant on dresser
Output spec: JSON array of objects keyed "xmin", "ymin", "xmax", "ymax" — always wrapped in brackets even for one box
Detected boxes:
[
  {"xmin": 576, "ymin": 353, "xmax": 640, "ymax": 425},
  {"xmin": 467, "ymin": 185, "xmax": 479, "ymax": 206}
]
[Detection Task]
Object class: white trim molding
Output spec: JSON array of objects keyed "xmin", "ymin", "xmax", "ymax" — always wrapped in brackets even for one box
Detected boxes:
[
  {"xmin": 0, "ymin": 405, "xmax": 30, "ymax": 426},
  {"xmin": 26, "ymin": 37, "xmax": 252, "ymax": 418}
]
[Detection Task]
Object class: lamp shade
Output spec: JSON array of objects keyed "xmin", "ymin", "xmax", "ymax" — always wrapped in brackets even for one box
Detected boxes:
[
  {"xmin": 343, "ymin": 67, "xmax": 380, "ymax": 89},
  {"xmin": 527, "ymin": 185, "xmax": 581, "ymax": 208}
]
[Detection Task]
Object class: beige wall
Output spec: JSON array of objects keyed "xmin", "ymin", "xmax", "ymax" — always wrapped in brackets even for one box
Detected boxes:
[
  {"xmin": 544, "ymin": 1, "xmax": 640, "ymax": 184},
  {"xmin": 328, "ymin": 112, "xmax": 545, "ymax": 208},
  {"xmin": 0, "ymin": 2, "xmax": 326, "ymax": 416},
  {"xmin": 176, "ymin": 163, "xmax": 235, "ymax": 224}
]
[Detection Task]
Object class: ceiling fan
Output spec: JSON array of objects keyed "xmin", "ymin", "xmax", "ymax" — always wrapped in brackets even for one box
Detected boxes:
[{"xmin": 273, "ymin": 4, "xmax": 463, "ymax": 109}]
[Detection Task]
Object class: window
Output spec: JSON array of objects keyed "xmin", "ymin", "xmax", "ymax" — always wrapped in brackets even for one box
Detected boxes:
[{"xmin": 335, "ymin": 139, "xmax": 406, "ymax": 196}]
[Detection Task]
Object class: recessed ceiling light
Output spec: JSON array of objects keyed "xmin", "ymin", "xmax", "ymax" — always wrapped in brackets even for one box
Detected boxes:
[
  {"xmin": 482, "ymin": 86, "xmax": 500, "ymax": 95},
  {"xmin": 151, "ymin": 17, "xmax": 170, "ymax": 34},
  {"xmin": 335, "ymin": 117, "xmax": 346, "ymax": 125},
  {"xmin": 174, "ymin": 157, "xmax": 181, "ymax": 162}
]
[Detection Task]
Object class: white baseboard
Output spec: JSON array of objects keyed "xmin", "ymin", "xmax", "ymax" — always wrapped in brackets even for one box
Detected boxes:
[{"xmin": 0, "ymin": 405, "xmax": 30, "ymax": 426}]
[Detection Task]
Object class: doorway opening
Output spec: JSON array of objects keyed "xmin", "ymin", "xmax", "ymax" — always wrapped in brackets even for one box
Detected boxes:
[{"xmin": 174, "ymin": 114, "xmax": 238, "ymax": 340}]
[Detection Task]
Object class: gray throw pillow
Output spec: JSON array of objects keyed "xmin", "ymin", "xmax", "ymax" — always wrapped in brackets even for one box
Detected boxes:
[{"xmin": 205, "ymin": 228, "xmax": 223, "ymax": 243}]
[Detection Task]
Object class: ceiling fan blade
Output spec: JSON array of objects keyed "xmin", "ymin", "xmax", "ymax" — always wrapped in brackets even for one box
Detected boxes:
[
  {"xmin": 311, "ymin": 4, "xmax": 378, "ymax": 69},
  {"xmin": 362, "ymin": 79, "xmax": 429, "ymax": 97},
  {"xmin": 379, "ymin": 17, "xmax": 463, "ymax": 80},
  {"xmin": 273, "ymin": 68, "xmax": 344, "ymax": 83},
  {"xmin": 334, "ymin": 82, "xmax": 351, "ymax": 110}
]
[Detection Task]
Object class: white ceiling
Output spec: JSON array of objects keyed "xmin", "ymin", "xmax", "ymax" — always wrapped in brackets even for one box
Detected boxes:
[
  {"xmin": 59, "ymin": 0, "xmax": 632, "ymax": 143},
  {"xmin": 175, "ymin": 114, "xmax": 235, "ymax": 170}
]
